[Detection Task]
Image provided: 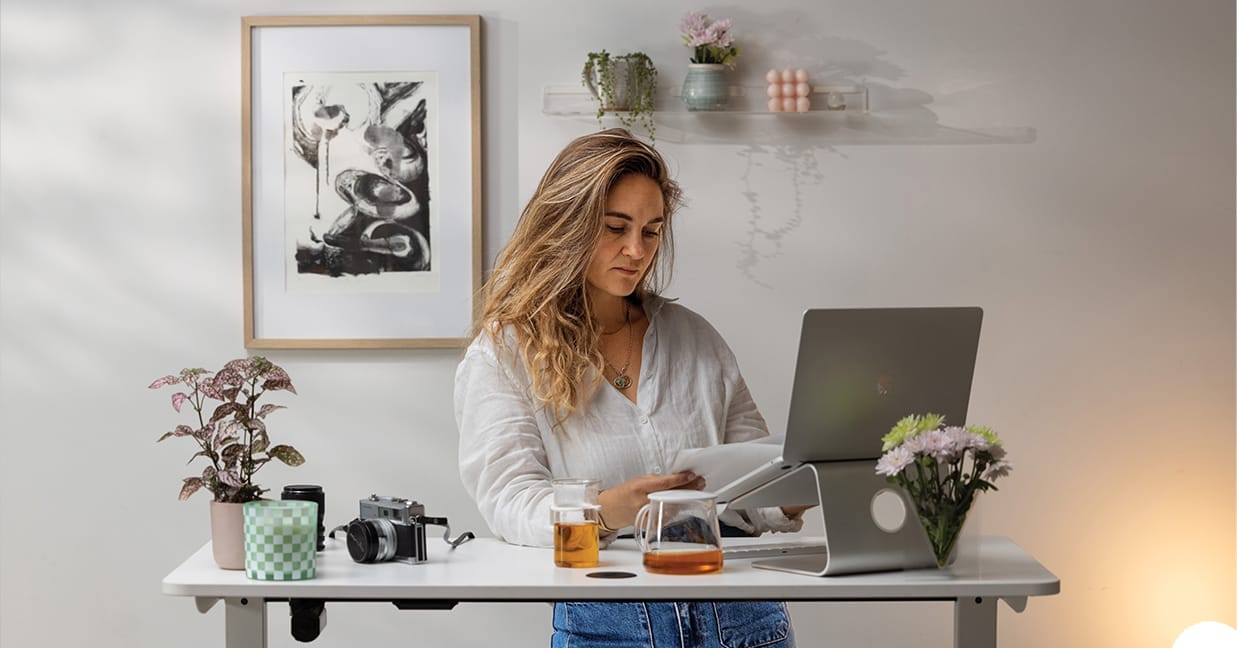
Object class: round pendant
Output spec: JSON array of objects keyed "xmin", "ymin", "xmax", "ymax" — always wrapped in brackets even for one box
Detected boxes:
[{"xmin": 613, "ymin": 374, "xmax": 633, "ymax": 390}]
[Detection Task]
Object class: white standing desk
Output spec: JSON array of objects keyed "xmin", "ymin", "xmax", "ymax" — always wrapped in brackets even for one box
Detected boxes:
[{"xmin": 163, "ymin": 535, "xmax": 1058, "ymax": 648}]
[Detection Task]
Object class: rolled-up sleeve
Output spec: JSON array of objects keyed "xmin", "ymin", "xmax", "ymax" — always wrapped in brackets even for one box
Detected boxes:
[
  {"xmin": 723, "ymin": 374, "xmax": 768, "ymax": 444},
  {"xmin": 455, "ymin": 340, "xmax": 555, "ymax": 548}
]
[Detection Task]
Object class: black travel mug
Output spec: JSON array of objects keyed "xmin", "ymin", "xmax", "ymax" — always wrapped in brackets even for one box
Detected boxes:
[{"xmin": 281, "ymin": 484, "xmax": 326, "ymax": 551}]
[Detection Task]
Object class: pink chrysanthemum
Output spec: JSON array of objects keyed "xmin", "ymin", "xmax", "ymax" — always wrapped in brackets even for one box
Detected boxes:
[
  {"xmin": 678, "ymin": 11, "xmax": 707, "ymax": 36},
  {"xmin": 679, "ymin": 12, "xmax": 739, "ymax": 66},
  {"xmin": 708, "ymin": 19, "xmax": 733, "ymax": 48}
]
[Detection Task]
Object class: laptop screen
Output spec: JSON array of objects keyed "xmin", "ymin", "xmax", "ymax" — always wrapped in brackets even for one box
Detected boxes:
[{"xmin": 782, "ymin": 307, "xmax": 983, "ymax": 463}]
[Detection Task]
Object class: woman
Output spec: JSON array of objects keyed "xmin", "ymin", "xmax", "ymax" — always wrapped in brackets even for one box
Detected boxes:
[{"xmin": 456, "ymin": 129, "xmax": 802, "ymax": 648}]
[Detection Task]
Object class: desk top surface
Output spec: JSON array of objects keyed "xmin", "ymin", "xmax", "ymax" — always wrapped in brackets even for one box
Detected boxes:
[{"xmin": 163, "ymin": 536, "xmax": 1058, "ymax": 602}]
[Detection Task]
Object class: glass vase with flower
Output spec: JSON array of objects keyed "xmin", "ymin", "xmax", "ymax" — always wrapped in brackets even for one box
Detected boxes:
[{"xmin": 875, "ymin": 413, "xmax": 1013, "ymax": 566}]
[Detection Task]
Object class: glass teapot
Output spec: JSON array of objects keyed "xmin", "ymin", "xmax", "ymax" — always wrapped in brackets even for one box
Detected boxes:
[{"xmin": 634, "ymin": 490, "xmax": 723, "ymax": 575}]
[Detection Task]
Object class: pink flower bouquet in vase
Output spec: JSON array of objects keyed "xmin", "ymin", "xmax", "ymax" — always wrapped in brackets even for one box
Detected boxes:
[
  {"xmin": 678, "ymin": 11, "xmax": 739, "ymax": 111},
  {"xmin": 875, "ymin": 414, "xmax": 1012, "ymax": 567}
]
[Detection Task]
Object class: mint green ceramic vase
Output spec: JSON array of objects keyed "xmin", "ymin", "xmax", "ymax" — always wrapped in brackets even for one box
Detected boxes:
[{"xmin": 681, "ymin": 63, "xmax": 728, "ymax": 111}]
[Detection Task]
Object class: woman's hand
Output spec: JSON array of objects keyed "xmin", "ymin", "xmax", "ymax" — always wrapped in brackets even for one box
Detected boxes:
[
  {"xmin": 598, "ymin": 471, "xmax": 706, "ymax": 530},
  {"xmin": 780, "ymin": 505, "xmax": 816, "ymax": 519}
]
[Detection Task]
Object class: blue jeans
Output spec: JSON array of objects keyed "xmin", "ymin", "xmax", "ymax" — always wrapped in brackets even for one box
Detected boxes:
[{"xmin": 551, "ymin": 601, "xmax": 794, "ymax": 648}]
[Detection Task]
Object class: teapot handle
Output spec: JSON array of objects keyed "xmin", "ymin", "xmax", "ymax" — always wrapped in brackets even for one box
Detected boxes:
[{"xmin": 633, "ymin": 503, "xmax": 652, "ymax": 553}]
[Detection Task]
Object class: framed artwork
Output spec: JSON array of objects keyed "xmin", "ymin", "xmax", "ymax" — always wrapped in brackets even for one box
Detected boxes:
[{"xmin": 241, "ymin": 15, "xmax": 482, "ymax": 349}]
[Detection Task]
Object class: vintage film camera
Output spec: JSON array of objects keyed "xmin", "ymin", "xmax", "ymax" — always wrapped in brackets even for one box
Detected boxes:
[{"xmin": 335, "ymin": 494, "xmax": 473, "ymax": 565}]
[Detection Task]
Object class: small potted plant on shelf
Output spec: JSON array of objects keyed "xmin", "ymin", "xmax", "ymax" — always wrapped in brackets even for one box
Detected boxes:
[
  {"xmin": 150, "ymin": 356, "xmax": 305, "ymax": 569},
  {"xmin": 581, "ymin": 50, "xmax": 658, "ymax": 141},
  {"xmin": 678, "ymin": 12, "xmax": 740, "ymax": 111}
]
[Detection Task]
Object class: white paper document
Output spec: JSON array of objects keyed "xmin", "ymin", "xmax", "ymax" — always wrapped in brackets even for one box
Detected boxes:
[{"xmin": 670, "ymin": 435, "xmax": 785, "ymax": 496}]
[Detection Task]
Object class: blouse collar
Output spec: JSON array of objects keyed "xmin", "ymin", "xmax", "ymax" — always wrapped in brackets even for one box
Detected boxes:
[{"xmin": 640, "ymin": 293, "xmax": 671, "ymax": 320}]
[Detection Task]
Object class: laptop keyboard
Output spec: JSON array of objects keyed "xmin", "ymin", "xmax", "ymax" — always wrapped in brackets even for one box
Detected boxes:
[{"xmin": 722, "ymin": 540, "xmax": 828, "ymax": 560}]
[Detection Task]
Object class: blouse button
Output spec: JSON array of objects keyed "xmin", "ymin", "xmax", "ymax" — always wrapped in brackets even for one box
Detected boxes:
[{"xmin": 639, "ymin": 415, "xmax": 650, "ymax": 425}]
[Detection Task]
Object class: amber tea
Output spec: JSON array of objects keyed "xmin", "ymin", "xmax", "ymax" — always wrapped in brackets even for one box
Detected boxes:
[
  {"xmin": 554, "ymin": 521, "xmax": 599, "ymax": 568},
  {"xmin": 643, "ymin": 548, "xmax": 723, "ymax": 575}
]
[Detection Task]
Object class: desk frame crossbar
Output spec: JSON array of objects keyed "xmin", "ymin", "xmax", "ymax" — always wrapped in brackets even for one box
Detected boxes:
[{"xmin": 198, "ymin": 593, "xmax": 1028, "ymax": 648}]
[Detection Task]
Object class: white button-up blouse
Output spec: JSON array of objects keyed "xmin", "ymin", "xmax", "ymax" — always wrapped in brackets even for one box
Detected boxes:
[{"xmin": 455, "ymin": 296, "xmax": 801, "ymax": 547}]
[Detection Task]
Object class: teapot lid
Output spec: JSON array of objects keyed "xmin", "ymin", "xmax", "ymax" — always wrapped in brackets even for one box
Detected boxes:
[{"xmin": 648, "ymin": 489, "xmax": 716, "ymax": 502}]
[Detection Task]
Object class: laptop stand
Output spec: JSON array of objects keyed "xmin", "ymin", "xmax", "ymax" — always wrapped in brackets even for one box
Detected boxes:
[{"xmin": 726, "ymin": 459, "xmax": 938, "ymax": 576}]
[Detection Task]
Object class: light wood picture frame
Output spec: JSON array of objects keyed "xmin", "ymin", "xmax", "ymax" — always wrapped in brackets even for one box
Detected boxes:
[{"xmin": 241, "ymin": 15, "xmax": 482, "ymax": 349}]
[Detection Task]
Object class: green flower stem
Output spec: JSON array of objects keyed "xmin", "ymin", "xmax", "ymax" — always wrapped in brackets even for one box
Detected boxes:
[
  {"xmin": 914, "ymin": 459, "xmax": 931, "ymax": 515},
  {"xmin": 949, "ymin": 458, "xmax": 962, "ymax": 501},
  {"xmin": 921, "ymin": 456, "xmax": 972, "ymax": 565},
  {"xmin": 930, "ymin": 460, "xmax": 942, "ymax": 503}
]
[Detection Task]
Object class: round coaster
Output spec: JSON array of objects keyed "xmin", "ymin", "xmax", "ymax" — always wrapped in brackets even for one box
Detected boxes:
[{"xmin": 586, "ymin": 571, "xmax": 638, "ymax": 579}]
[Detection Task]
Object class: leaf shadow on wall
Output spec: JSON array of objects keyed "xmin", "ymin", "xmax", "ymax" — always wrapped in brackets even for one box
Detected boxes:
[{"xmin": 671, "ymin": 12, "xmax": 1033, "ymax": 286}]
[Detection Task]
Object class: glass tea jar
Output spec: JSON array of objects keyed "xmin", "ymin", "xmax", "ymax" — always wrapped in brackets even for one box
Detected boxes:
[{"xmin": 550, "ymin": 478, "xmax": 601, "ymax": 568}]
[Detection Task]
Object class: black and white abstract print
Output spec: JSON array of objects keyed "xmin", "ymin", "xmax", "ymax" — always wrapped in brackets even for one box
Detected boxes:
[{"xmin": 284, "ymin": 72, "xmax": 438, "ymax": 292}]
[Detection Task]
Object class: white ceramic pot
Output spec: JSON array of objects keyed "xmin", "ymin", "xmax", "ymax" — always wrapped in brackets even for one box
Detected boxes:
[{"xmin": 584, "ymin": 59, "xmax": 635, "ymax": 111}]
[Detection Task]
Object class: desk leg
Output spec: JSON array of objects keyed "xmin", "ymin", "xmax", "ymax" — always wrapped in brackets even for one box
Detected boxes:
[
  {"xmin": 223, "ymin": 597, "xmax": 266, "ymax": 648},
  {"xmin": 954, "ymin": 596, "xmax": 997, "ymax": 648}
]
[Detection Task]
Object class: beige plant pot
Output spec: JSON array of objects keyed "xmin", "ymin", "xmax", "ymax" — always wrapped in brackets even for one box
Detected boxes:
[{"xmin": 209, "ymin": 500, "xmax": 245, "ymax": 570}]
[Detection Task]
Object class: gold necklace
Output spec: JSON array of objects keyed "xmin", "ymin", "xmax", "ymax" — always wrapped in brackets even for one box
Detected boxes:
[{"xmin": 601, "ymin": 303, "xmax": 634, "ymax": 390}]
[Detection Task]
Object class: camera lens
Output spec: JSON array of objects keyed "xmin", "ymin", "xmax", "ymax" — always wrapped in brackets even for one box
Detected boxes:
[
  {"xmin": 346, "ymin": 519, "xmax": 397, "ymax": 563},
  {"xmin": 281, "ymin": 484, "xmax": 325, "ymax": 551}
]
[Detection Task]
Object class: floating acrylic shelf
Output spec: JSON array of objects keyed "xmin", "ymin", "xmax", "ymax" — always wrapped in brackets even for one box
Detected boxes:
[
  {"xmin": 540, "ymin": 83, "xmax": 1035, "ymax": 146},
  {"xmin": 542, "ymin": 84, "xmax": 870, "ymax": 116}
]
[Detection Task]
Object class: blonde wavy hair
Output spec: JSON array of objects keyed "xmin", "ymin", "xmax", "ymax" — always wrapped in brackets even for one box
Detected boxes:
[{"xmin": 479, "ymin": 129, "xmax": 683, "ymax": 428}]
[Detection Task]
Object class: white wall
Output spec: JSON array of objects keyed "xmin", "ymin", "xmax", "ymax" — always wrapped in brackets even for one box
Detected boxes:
[{"xmin": 1, "ymin": 1, "xmax": 1232, "ymax": 647}]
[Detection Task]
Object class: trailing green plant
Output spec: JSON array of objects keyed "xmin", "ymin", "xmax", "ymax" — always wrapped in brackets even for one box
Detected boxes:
[{"xmin": 581, "ymin": 50, "xmax": 657, "ymax": 142}]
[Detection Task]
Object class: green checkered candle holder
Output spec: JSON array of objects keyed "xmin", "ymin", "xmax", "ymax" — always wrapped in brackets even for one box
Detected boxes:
[{"xmin": 243, "ymin": 500, "xmax": 317, "ymax": 581}]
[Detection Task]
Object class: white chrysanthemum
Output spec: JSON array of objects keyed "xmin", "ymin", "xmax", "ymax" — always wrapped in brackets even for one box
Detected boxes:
[
  {"xmin": 944, "ymin": 426, "xmax": 989, "ymax": 453},
  {"xmin": 917, "ymin": 429, "xmax": 959, "ymax": 462},
  {"xmin": 876, "ymin": 445, "xmax": 915, "ymax": 477},
  {"xmin": 985, "ymin": 460, "xmax": 1013, "ymax": 480}
]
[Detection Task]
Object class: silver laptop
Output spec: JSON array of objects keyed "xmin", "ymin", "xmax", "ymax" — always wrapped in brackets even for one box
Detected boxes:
[{"xmin": 721, "ymin": 307, "xmax": 983, "ymax": 567}]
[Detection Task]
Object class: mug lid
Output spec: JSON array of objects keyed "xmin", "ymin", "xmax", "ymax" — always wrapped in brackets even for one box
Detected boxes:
[{"xmin": 648, "ymin": 489, "xmax": 716, "ymax": 502}]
